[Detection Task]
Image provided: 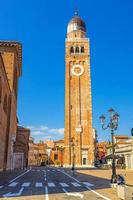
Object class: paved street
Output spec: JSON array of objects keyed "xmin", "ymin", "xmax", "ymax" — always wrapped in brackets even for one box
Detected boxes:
[{"xmin": 0, "ymin": 167, "xmax": 115, "ymax": 200}]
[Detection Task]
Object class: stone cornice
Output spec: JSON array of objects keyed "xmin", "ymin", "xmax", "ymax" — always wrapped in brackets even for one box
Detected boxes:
[
  {"xmin": 0, "ymin": 41, "xmax": 22, "ymax": 75},
  {"xmin": 0, "ymin": 53, "xmax": 11, "ymax": 92}
]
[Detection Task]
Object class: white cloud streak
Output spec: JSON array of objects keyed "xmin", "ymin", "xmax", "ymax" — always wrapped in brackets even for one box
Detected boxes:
[{"xmin": 26, "ymin": 125, "xmax": 64, "ymax": 142}]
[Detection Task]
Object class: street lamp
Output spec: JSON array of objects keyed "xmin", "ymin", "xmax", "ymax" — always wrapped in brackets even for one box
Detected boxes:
[
  {"xmin": 131, "ymin": 128, "xmax": 133, "ymax": 137},
  {"xmin": 99, "ymin": 108, "xmax": 120, "ymax": 185},
  {"xmin": 131, "ymin": 128, "xmax": 133, "ymax": 170},
  {"xmin": 70, "ymin": 137, "xmax": 78, "ymax": 175},
  {"xmin": 60, "ymin": 146, "xmax": 64, "ymax": 167}
]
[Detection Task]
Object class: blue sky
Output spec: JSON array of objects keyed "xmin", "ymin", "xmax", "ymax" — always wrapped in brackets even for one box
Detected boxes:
[{"xmin": 1, "ymin": 0, "xmax": 133, "ymax": 142}]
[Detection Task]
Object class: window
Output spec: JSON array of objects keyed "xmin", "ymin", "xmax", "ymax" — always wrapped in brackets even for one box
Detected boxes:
[
  {"xmin": 83, "ymin": 158, "xmax": 87, "ymax": 165},
  {"xmin": 75, "ymin": 46, "xmax": 79, "ymax": 53},
  {"xmin": 0, "ymin": 77, "xmax": 2, "ymax": 103},
  {"xmin": 81, "ymin": 46, "xmax": 84, "ymax": 53},
  {"xmin": 54, "ymin": 154, "xmax": 58, "ymax": 161},
  {"xmin": 3, "ymin": 94, "xmax": 7, "ymax": 114},
  {"xmin": 70, "ymin": 46, "xmax": 74, "ymax": 54}
]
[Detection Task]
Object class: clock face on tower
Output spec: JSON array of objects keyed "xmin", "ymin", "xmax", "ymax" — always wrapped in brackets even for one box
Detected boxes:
[{"xmin": 71, "ymin": 64, "xmax": 84, "ymax": 76}]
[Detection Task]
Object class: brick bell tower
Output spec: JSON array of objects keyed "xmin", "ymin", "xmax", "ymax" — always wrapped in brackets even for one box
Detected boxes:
[{"xmin": 64, "ymin": 12, "xmax": 94, "ymax": 167}]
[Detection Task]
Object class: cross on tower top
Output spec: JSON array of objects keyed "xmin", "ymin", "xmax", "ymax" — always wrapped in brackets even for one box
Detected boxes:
[{"xmin": 74, "ymin": 9, "xmax": 78, "ymax": 16}]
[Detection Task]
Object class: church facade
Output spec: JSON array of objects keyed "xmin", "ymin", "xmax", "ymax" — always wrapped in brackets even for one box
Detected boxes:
[
  {"xmin": 0, "ymin": 41, "xmax": 22, "ymax": 170},
  {"xmin": 64, "ymin": 13, "xmax": 94, "ymax": 167}
]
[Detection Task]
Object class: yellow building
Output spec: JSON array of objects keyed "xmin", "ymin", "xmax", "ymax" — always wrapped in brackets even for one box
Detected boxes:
[
  {"xmin": 28, "ymin": 137, "xmax": 36, "ymax": 166},
  {"xmin": 64, "ymin": 13, "xmax": 94, "ymax": 167},
  {"xmin": 37, "ymin": 142, "xmax": 48, "ymax": 166}
]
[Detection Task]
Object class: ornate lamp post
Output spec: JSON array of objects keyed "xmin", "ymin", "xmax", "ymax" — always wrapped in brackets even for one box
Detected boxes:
[
  {"xmin": 131, "ymin": 128, "xmax": 133, "ymax": 169},
  {"xmin": 99, "ymin": 108, "xmax": 120, "ymax": 185},
  {"xmin": 131, "ymin": 128, "xmax": 133, "ymax": 138}
]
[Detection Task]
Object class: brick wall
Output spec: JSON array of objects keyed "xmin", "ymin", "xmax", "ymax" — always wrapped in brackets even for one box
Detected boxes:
[
  {"xmin": 14, "ymin": 126, "xmax": 30, "ymax": 169},
  {"xmin": 0, "ymin": 41, "xmax": 22, "ymax": 170},
  {"xmin": 0, "ymin": 54, "xmax": 11, "ymax": 171}
]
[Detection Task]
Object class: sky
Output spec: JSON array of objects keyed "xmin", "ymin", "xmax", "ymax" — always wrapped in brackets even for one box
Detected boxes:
[{"xmin": 0, "ymin": 0, "xmax": 133, "ymax": 142}]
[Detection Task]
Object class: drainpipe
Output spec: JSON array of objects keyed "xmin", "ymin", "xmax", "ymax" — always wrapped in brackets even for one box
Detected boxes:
[{"xmin": 3, "ymin": 93, "xmax": 12, "ymax": 171}]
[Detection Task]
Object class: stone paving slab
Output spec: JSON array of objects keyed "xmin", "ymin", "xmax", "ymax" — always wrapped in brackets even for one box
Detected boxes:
[
  {"xmin": 63, "ymin": 168, "xmax": 133, "ymax": 200},
  {"xmin": 77, "ymin": 168, "xmax": 133, "ymax": 199}
]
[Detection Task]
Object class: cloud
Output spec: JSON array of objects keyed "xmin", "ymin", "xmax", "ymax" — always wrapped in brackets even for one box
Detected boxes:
[
  {"xmin": 26, "ymin": 125, "xmax": 64, "ymax": 142},
  {"xmin": 31, "ymin": 131, "xmax": 44, "ymax": 136},
  {"xmin": 48, "ymin": 128, "xmax": 64, "ymax": 135},
  {"xmin": 27, "ymin": 125, "xmax": 48, "ymax": 132}
]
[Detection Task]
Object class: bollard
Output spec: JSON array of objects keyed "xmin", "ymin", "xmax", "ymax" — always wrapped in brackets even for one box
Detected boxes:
[{"xmin": 117, "ymin": 185, "xmax": 132, "ymax": 200}]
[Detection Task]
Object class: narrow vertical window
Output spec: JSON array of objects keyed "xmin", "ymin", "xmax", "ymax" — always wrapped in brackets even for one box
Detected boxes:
[
  {"xmin": 81, "ymin": 46, "xmax": 84, "ymax": 53},
  {"xmin": 70, "ymin": 47, "xmax": 74, "ymax": 54},
  {"xmin": 75, "ymin": 46, "xmax": 79, "ymax": 53}
]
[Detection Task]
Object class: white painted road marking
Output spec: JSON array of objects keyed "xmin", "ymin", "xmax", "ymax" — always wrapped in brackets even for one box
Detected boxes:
[
  {"xmin": 3, "ymin": 187, "xmax": 24, "ymax": 197},
  {"xmin": 59, "ymin": 170, "xmax": 81, "ymax": 183},
  {"xmin": 8, "ymin": 182, "xmax": 18, "ymax": 187},
  {"xmin": 22, "ymin": 182, "xmax": 30, "ymax": 187},
  {"xmin": 48, "ymin": 182, "xmax": 55, "ymax": 187},
  {"xmin": 44, "ymin": 171, "xmax": 47, "ymax": 181},
  {"xmin": 85, "ymin": 186, "xmax": 111, "ymax": 200},
  {"xmin": 62, "ymin": 188, "xmax": 84, "ymax": 199},
  {"xmin": 9, "ymin": 169, "xmax": 31, "ymax": 183},
  {"xmin": 83, "ymin": 182, "xmax": 94, "ymax": 187},
  {"xmin": 35, "ymin": 182, "xmax": 43, "ymax": 187},
  {"xmin": 71, "ymin": 182, "xmax": 81, "ymax": 187},
  {"xmin": 59, "ymin": 183, "xmax": 69, "ymax": 187},
  {"xmin": 45, "ymin": 186, "xmax": 49, "ymax": 200},
  {"xmin": 59, "ymin": 170, "xmax": 111, "ymax": 200}
]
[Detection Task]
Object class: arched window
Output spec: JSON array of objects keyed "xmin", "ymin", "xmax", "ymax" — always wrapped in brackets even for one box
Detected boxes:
[
  {"xmin": 70, "ymin": 46, "xmax": 74, "ymax": 54},
  {"xmin": 75, "ymin": 46, "xmax": 79, "ymax": 53},
  {"xmin": 3, "ymin": 94, "xmax": 7, "ymax": 114},
  {"xmin": 81, "ymin": 46, "xmax": 85, "ymax": 53},
  {"xmin": 0, "ymin": 77, "xmax": 2, "ymax": 104}
]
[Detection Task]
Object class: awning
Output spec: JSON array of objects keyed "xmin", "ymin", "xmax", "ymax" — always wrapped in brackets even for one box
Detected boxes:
[{"xmin": 105, "ymin": 154, "xmax": 124, "ymax": 160}]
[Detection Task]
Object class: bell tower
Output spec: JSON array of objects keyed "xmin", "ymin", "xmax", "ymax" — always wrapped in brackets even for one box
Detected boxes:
[{"xmin": 64, "ymin": 13, "xmax": 94, "ymax": 167}]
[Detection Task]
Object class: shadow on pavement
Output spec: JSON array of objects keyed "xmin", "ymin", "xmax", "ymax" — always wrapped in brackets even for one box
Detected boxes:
[{"xmin": 0, "ymin": 167, "xmax": 125, "ymax": 198}]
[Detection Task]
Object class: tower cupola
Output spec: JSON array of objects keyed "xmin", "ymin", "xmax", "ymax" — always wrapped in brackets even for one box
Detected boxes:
[{"xmin": 67, "ymin": 12, "xmax": 86, "ymax": 38}]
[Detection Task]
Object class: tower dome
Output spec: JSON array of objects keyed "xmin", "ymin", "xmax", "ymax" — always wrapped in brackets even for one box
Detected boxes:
[{"xmin": 67, "ymin": 12, "xmax": 86, "ymax": 34}]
